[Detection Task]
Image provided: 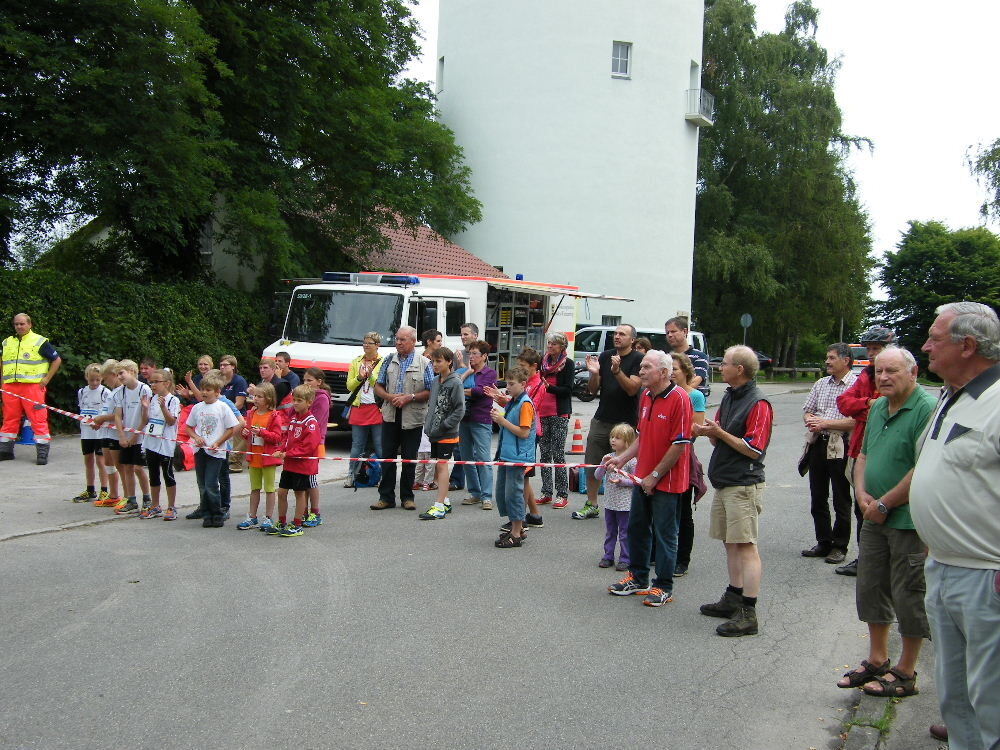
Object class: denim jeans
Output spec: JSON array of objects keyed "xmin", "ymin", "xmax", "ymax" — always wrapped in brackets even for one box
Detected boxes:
[
  {"xmin": 925, "ymin": 559, "xmax": 1000, "ymax": 750},
  {"xmin": 350, "ymin": 423, "xmax": 384, "ymax": 480},
  {"xmin": 220, "ymin": 461, "xmax": 231, "ymax": 511},
  {"xmin": 460, "ymin": 421, "xmax": 493, "ymax": 502},
  {"xmin": 628, "ymin": 487, "xmax": 681, "ymax": 591},
  {"xmin": 194, "ymin": 451, "xmax": 226, "ymax": 520},
  {"xmin": 494, "ymin": 466, "xmax": 525, "ymax": 521}
]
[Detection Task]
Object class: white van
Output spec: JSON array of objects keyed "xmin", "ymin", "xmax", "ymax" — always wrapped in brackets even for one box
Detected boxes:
[{"xmin": 573, "ymin": 325, "xmax": 708, "ymax": 365}]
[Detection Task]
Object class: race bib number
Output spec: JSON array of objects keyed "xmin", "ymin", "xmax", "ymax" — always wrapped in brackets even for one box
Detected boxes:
[
  {"xmin": 146, "ymin": 418, "xmax": 165, "ymax": 437},
  {"xmin": 252, "ymin": 435, "xmax": 265, "ymax": 447},
  {"xmin": 81, "ymin": 409, "xmax": 99, "ymax": 416}
]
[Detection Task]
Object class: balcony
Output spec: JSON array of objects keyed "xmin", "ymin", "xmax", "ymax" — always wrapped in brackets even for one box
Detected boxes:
[{"xmin": 685, "ymin": 88, "xmax": 715, "ymax": 127}]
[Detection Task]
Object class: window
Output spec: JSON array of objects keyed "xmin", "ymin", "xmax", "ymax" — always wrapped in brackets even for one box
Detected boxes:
[
  {"xmin": 284, "ymin": 291, "xmax": 402, "ymax": 345},
  {"xmin": 612, "ymin": 41, "xmax": 631, "ymax": 77},
  {"xmin": 445, "ymin": 300, "xmax": 466, "ymax": 336},
  {"xmin": 407, "ymin": 300, "xmax": 438, "ymax": 339}
]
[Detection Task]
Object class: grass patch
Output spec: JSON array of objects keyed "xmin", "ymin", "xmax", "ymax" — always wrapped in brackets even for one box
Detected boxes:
[{"xmin": 844, "ymin": 698, "xmax": 900, "ymax": 736}]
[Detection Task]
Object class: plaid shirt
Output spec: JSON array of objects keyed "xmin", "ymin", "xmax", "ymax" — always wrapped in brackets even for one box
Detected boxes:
[{"xmin": 802, "ymin": 371, "xmax": 856, "ymax": 428}]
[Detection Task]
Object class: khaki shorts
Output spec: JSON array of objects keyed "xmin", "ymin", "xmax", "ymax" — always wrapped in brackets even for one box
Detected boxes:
[
  {"xmin": 709, "ymin": 483, "xmax": 765, "ymax": 544},
  {"xmin": 585, "ymin": 418, "xmax": 615, "ymax": 466},
  {"xmin": 856, "ymin": 522, "xmax": 930, "ymax": 639}
]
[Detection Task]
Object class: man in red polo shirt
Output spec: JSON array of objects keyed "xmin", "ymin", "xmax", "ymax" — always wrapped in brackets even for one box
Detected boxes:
[{"xmin": 605, "ymin": 349, "xmax": 693, "ymax": 607}]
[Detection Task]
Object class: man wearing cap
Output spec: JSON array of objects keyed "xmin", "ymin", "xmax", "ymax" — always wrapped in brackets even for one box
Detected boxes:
[
  {"xmin": 1, "ymin": 313, "xmax": 62, "ymax": 464},
  {"xmin": 835, "ymin": 326, "xmax": 895, "ymax": 576}
]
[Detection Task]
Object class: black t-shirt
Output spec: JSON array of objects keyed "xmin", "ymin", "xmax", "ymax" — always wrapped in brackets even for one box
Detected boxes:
[{"xmin": 594, "ymin": 348, "xmax": 643, "ymax": 425}]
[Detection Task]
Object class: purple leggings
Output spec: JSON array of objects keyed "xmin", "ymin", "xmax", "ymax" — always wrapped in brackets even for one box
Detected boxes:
[{"xmin": 602, "ymin": 508, "xmax": 630, "ymax": 565}]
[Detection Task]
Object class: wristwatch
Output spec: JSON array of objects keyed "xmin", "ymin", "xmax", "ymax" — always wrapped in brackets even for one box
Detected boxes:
[
  {"xmin": 650, "ymin": 470, "xmax": 660, "ymax": 479},
  {"xmin": 876, "ymin": 500, "xmax": 889, "ymax": 515}
]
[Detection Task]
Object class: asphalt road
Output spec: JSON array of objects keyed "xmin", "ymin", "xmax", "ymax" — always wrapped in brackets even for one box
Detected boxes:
[{"xmin": 0, "ymin": 387, "xmax": 905, "ymax": 749}]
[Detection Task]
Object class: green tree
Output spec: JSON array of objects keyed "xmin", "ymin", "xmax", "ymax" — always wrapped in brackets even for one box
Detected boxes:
[
  {"xmin": 874, "ymin": 221, "xmax": 1000, "ymax": 367},
  {"xmin": 1, "ymin": 1, "xmax": 481, "ymax": 282},
  {"xmin": 972, "ymin": 138, "xmax": 1000, "ymax": 220},
  {"xmin": 694, "ymin": 0, "xmax": 873, "ymax": 362}
]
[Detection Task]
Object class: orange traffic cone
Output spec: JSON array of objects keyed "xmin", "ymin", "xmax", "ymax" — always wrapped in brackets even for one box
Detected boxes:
[{"xmin": 568, "ymin": 418, "xmax": 585, "ymax": 455}]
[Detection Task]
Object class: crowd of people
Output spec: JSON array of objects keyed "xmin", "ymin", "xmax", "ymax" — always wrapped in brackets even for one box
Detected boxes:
[{"xmin": 3, "ymin": 302, "xmax": 999, "ymax": 749}]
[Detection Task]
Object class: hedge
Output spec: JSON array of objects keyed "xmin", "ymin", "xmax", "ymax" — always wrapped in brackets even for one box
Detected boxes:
[{"xmin": 0, "ymin": 269, "xmax": 268, "ymax": 434}]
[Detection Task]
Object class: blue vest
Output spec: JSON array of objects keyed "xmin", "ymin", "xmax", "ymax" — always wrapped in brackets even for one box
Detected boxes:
[{"xmin": 498, "ymin": 392, "xmax": 537, "ymax": 463}]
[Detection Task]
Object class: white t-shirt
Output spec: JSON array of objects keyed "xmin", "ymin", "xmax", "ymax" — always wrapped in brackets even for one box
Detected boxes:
[
  {"xmin": 113, "ymin": 381, "xmax": 152, "ymax": 434},
  {"xmin": 78, "ymin": 384, "xmax": 110, "ymax": 440},
  {"xmin": 186, "ymin": 400, "xmax": 239, "ymax": 459},
  {"xmin": 143, "ymin": 393, "xmax": 181, "ymax": 457},
  {"xmin": 100, "ymin": 385, "xmax": 120, "ymax": 439}
]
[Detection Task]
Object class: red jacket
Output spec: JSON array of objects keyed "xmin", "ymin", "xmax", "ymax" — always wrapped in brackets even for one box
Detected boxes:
[
  {"xmin": 241, "ymin": 408, "xmax": 284, "ymax": 468},
  {"xmin": 836, "ymin": 367, "xmax": 880, "ymax": 458},
  {"xmin": 281, "ymin": 412, "xmax": 323, "ymax": 475}
]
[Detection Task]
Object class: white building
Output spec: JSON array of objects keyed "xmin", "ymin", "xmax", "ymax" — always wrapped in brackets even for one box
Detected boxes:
[{"xmin": 435, "ymin": 0, "xmax": 710, "ymax": 330}]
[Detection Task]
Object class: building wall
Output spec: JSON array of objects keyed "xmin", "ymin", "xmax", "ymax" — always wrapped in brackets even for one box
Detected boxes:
[{"xmin": 436, "ymin": 0, "xmax": 704, "ymax": 329}]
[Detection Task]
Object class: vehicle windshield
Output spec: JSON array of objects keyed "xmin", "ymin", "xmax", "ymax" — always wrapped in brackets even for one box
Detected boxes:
[
  {"xmin": 575, "ymin": 330, "xmax": 604, "ymax": 354},
  {"xmin": 284, "ymin": 290, "xmax": 402, "ymax": 345},
  {"xmin": 851, "ymin": 346, "xmax": 868, "ymax": 361}
]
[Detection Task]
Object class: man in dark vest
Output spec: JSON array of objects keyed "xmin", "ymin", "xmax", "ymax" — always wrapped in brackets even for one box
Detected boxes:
[{"xmin": 694, "ymin": 345, "xmax": 773, "ymax": 637}]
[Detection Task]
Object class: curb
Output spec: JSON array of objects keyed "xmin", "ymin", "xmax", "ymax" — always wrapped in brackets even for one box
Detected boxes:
[{"xmin": 0, "ymin": 472, "xmax": 352, "ymax": 544}]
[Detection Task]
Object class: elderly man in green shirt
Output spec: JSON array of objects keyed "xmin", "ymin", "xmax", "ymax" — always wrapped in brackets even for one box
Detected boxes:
[{"xmin": 836, "ymin": 346, "xmax": 936, "ymax": 698}]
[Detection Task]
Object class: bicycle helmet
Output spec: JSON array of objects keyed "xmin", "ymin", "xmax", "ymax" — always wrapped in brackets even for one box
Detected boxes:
[{"xmin": 859, "ymin": 326, "xmax": 894, "ymax": 344}]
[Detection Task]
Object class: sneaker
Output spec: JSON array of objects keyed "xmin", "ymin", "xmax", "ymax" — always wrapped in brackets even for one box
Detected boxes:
[
  {"xmin": 258, "ymin": 517, "xmax": 275, "ymax": 533},
  {"xmin": 71, "ymin": 489, "xmax": 96, "ymax": 503},
  {"xmin": 443, "ymin": 499, "xmax": 452, "ymax": 514},
  {"xmin": 141, "ymin": 499, "xmax": 152, "ymax": 513},
  {"xmin": 716, "ymin": 605, "xmax": 758, "ymax": 637},
  {"xmin": 674, "ymin": 564, "xmax": 689, "ymax": 578},
  {"xmin": 571, "ymin": 503, "xmax": 599, "ymax": 519},
  {"xmin": 115, "ymin": 499, "xmax": 139, "ymax": 516},
  {"xmin": 419, "ymin": 502, "xmax": 449, "ymax": 520},
  {"xmin": 461, "ymin": 497, "xmax": 481, "ymax": 505},
  {"xmin": 552, "ymin": 497, "xmax": 569, "ymax": 509},
  {"xmin": 185, "ymin": 509, "xmax": 205, "ymax": 519},
  {"xmin": 525, "ymin": 513, "xmax": 544, "ymax": 528},
  {"xmin": 279, "ymin": 523, "xmax": 304, "ymax": 537},
  {"xmin": 615, "ymin": 561, "xmax": 629, "ymax": 572},
  {"xmin": 598, "ymin": 558, "xmax": 614, "ymax": 568},
  {"xmin": 536, "ymin": 496, "xmax": 553, "ymax": 505},
  {"xmin": 140, "ymin": 505, "xmax": 163, "ymax": 519},
  {"xmin": 222, "ymin": 510, "xmax": 231, "ymax": 520},
  {"xmin": 94, "ymin": 493, "xmax": 120, "ymax": 507},
  {"xmin": 163, "ymin": 508, "xmax": 177, "ymax": 521},
  {"xmin": 700, "ymin": 589, "xmax": 742, "ymax": 619},
  {"xmin": 237, "ymin": 516, "xmax": 259, "ymax": 530},
  {"xmin": 481, "ymin": 500, "xmax": 493, "ymax": 510},
  {"xmin": 114, "ymin": 497, "xmax": 129, "ymax": 511},
  {"xmin": 499, "ymin": 520, "xmax": 513, "ymax": 532},
  {"xmin": 302, "ymin": 513, "xmax": 322, "ymax": 527},
  {"xmin": 643, "ymin": 587, "xmax": 674, "ymax": 607},
  {"xmin": 608, "ymin": 573, "xmax": 650, "ymax": 596}
]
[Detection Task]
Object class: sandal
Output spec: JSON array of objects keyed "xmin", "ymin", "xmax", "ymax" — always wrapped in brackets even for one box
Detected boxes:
[
  {"xmin": 838, "ymin": 659, "xmax": 890, "ymax": 689},
  {"xmin": 495, "ymin": 533, "xmax": 522, "ymax": 548},
  {"xmin": 862, "ymin": 668, "xmax": 919, "ymax": 697}
]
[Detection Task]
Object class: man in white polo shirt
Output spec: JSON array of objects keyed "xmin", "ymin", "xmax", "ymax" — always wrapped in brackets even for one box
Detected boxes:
[{"xmin": 911, "ymin": 301, "xmax": 1000, "ymax": 750}]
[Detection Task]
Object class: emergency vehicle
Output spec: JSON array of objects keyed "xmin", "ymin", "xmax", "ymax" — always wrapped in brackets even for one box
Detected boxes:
[{"xmin": 262, "ymin": 271, "xmax": 629, "ymax": 409}]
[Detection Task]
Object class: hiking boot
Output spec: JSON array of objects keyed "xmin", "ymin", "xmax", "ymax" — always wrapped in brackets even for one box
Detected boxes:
[
  {"xmin": 699, "ymin": 589, "xmax": 742, "ymax": 619},
  {"xmin": 36, "ymin": 444, "xmax": 50, "ymax": 465},
  {"xmin": 716, "ymin": 605, "xmax": 758, "ymax": 637}
]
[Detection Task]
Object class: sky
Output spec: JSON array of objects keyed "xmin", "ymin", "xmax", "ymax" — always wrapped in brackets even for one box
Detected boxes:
[{"xmin": 402, "ymin": 0, "xmax": 1000, "ymax": 276}]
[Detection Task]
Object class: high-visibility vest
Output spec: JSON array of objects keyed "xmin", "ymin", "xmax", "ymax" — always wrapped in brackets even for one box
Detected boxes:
[{"xmin": 2, "ymin": 331, "xmax": 51, "ymax": 384}]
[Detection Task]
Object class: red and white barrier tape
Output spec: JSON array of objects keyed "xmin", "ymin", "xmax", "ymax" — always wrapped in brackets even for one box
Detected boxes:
[{"xmin": 0, "ymin": 387, "xmax": 642, "ymax": 476}]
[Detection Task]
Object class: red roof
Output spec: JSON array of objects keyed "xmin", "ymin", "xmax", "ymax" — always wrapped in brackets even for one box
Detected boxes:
[{"xmin": 360, "ymin": 221, "xmax": 508, "ymax": 279}]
